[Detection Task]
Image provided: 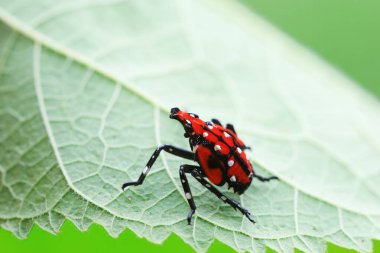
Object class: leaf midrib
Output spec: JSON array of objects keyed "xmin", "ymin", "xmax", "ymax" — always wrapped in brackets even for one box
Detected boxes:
[{"xmin": 0, "ymin": 4, "xmax": 372, "ymax": 236}]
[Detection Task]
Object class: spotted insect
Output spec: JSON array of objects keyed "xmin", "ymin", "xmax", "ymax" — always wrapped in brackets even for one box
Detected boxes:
[{"xmin": 121, "ymin": 108, "xmax": 278, "ymax": 224}]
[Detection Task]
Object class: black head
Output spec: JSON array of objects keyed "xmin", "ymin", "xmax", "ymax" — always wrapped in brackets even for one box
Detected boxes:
[
  {"xmin": 169, "ymin": 107, "xmax": 201, "ymax": 136},
  {"xmin": 169, "ymin": 107, "xmax": 180, "ymax": 119}
]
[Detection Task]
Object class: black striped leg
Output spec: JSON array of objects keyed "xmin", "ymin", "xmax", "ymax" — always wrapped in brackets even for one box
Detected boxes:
[
  {"xmin": 121, "ymin": 145, "xmax": 194, "ymax": 190},
  {"xmin": 254, "ymin": 174, "xmax": 279, "ymax": 182},
  {"xmin": 179, "ymin": 165, "xmax": 197, "ymax": 225},
  {"xmin": 189, "ymin": 165, "xmax": 256, "ymax": 224}
]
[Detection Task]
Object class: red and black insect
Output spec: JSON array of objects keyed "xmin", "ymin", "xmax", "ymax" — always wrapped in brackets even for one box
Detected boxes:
[{"xmin": 122, "ymin": 108, "xmax": 278, "ymax": 224}]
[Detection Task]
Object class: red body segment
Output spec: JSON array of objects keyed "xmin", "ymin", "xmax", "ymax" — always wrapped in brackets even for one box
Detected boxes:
[{"xmin": 196, "ymin": 145, "xmax": 225, "ymax": 185}]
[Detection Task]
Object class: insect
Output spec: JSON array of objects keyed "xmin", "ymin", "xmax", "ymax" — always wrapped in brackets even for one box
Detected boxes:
[{"xmin": 121, "ymin": 108, "xmax": 278, "ymax": 224}]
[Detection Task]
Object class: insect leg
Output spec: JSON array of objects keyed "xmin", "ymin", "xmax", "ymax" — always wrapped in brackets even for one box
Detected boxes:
[
  {"xmin": 211, "ymin": 118, "xmax": 222, "ymax": 126},
  {"xmin": 188, "ymin": 165, "xmax": 255, "ymax": 224},
  {"xmin": 121, "ymin": 145, "xmax": 194, "ymax": 190},
  {"xmin": 179, "ymin": 164, "xmax": 197, "ymax": 225},
  {"xmin": 226, "ymin": 123, "xmax": 236, "ymax": 134},
  {"xmin": 254, "ymin": 174, "xmax": 279, "ymax": 182}
]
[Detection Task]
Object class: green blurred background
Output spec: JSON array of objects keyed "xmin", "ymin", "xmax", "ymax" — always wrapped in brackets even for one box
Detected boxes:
[{"xmin": 1, "ymin": 0, "xmax": 379, "ymax": 252}]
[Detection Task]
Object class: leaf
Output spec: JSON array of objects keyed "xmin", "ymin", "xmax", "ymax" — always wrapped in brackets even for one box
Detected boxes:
[{"xmin": 1, "ymin": 0, "xmax": 380, "ymax": 252}]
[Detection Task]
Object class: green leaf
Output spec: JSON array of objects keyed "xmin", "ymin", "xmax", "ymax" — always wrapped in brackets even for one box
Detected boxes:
[{"xmin": 1, "ymin": 1, "xmax": 380, "ymax": 252}]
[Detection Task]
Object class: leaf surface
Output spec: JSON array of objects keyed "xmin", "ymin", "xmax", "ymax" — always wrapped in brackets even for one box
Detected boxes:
[{"xmin": 1, "ymin": 1, "xmax": 380, "ymax": 252}]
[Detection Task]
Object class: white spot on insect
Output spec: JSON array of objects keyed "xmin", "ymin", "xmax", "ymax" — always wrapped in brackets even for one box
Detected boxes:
[
  {"xmin": 205, "ymin": 184, "xmax": 211, "ymax": 188},
  {"xmin": 185, "ymin": 192, "xmax": 192, "ymax": 199},
  {"xmin": 230, "ymin": 175, "xmax": 236, "ymax": 182},
  {"xmin": 224, "ymin": 132, "xmax": 230, "ymax": 138},
  {"xmin": 228, "ymin": 160, "xmax": 234, "ymax": 167},
  {"xmin": 152, "ymin": 155, "xmax": 155, "ymax": 159},
  {"xmin": 237, "ymin": 147, "xmax": 242, "ymax": 154},
  {"xmin": 203, "ymin": 132, "xmax": 208, "ymax": 137},
  {"xmin": 190, "ymin": 114, "xmax": 195, "ymax": 118},
  {"xmin": 221, "ymin": 196, "xmax": 227, "ymax": 201},
  {"xmin": 186, "ymin": 120, "xmax": 191, "ymax": 124},
  {"xmin": 182, "ymin": 179, "xmax": 186, "ymax": 183},
  {"xmin": 208, "ymin": 125, "xmax": 213, "ymax": 130},
  {"xmin": 248, "ymin": 172, "xmax": 253, "ymax": 178},
  {"xmin": 169, "ymin": 148, "xmax": 173, "ymax": 152},
  {"xmin": 214, "ymin": 145, "xmax": 221, "ymax": 151},
  {"xmin": 143, "ymin": 166, "xmax": 150, "ymax": 174}
]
